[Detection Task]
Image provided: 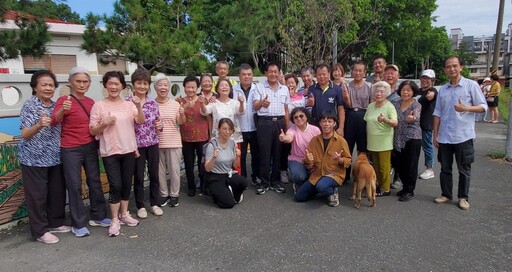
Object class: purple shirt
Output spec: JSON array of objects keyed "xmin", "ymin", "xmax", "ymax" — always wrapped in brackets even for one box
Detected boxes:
[{"xmin": 127, "ymin": 97, "xmax": 160, "ymax": 147}]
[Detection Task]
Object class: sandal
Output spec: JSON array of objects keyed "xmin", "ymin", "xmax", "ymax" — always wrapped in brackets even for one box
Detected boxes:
[{"xmin": 376, "ymin": 191, "xmax": 390, "ymax": 197}]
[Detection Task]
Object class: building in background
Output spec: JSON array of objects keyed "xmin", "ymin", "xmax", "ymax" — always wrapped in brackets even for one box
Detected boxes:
[
  {"xmin": 450, "ymin": 23, "xmax": 512, "ymax": 81},
  {"xmin": 0, "ymin": 10, "xmax": 136, "ymax": 75}
]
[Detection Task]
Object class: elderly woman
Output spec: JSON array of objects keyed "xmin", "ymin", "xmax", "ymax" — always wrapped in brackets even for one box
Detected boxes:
[
  {"xmin": 128, "ymin": 69, "xmax": 163, "ymax": 219},
  {"xmin": 204, "ymin": 118, "xmax": 247, "ymax": 208},
  {"xmin": 90, "ymin": 71, "xmax": 145, "ymax": 237},
  {"xmin": 51, "ymin": 67, "xmax": 110, "ymax": 238},
  {"xmin": 176, "ymin": 75, "xmax": 209, "ymax": 197},
  {"xmin": 279, "ymin": 107, "xmax": 321, "ymax": 192},
  {"xmin": 19, "ymin": 70, "xmax": 70, "ymax": 244},
  {"xmin": 392, "ymin": 81, "xmax": 422, "ymax": 201},
  {"xmin": 154, "ymin": 73, "xmax": 185, "ymax": 207},
  {"xmin": 364, "ymin": 81, "xmax": 397, "ymax": 197}
]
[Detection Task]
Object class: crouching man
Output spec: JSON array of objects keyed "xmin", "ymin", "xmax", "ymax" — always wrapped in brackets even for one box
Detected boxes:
[{"xmin": 295, "ymin": 111, "xmax": 352, "ymax": 207}]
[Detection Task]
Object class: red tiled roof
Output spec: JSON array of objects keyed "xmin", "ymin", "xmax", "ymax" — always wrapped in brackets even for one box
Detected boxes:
[{"xmin": 3, "ymin": 10, "xmax": 81, "ymax": 25}]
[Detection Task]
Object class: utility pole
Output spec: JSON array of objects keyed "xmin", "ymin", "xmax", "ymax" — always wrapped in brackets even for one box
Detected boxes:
[
  {"xmin": 332, "ymin": 30, "xmax": 337, "ymax": 64},
  {"xmin": 492, "ymin": 0, "xmax": 505, "ymax": 71}
]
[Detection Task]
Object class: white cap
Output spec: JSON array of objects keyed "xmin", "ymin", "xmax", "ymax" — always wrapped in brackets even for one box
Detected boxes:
[
  {"xmin": 420, "ymin": 69, "xmax": 435, "ymax": 79},
  {"xmin": 483, "ymin": 77, "xmax": 491, "ymax": 82}
]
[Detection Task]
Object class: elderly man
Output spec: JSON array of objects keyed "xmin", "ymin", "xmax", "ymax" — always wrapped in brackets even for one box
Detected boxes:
[
  {"xmin": 384, "ymin": 64, "xmax": 400, "ymax": 102},
  {"xmin": 433, "ymin": 56, "xmax": 487, "ymax": 211},
  {"xmin": 366, "ymin": 56, "xmax": 387, "ymax": 83},
  {"xmin": 232, "ymin": 64, "xmax": 261, "ymax": 186},
  {"xmin": 253, "ymin": 63, "xmax": 290, "ymax": 195},
  {"xmin": 418, "ymin": 69, "xmax": 438, "ymax": 180},
  {"xmin": 295, "ymin": 111, "xmax": 351, "ymax": 207},
  {"xmin": 213, "ymin": 60, "xmax": 238, "ymax": 91}
]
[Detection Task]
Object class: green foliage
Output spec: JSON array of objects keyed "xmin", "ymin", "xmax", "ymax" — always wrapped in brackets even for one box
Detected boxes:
[
  {"xmin": 498, "ymin": 86, "xmax": 510, "ymax": 123},
  {"xmin": 5, "ymin": 0, "xmax": 84, "ymax": 24},
  {"xmin": 82, "ymin": 0, "xmax": 207, "ymax": 74},
  {"xmin": 0, "ymin": 144, "xmax": 19, "ymax": 176},
  {"xmin": 455, "ymin": 42, "xmax": 477, "ymax": 66},
  {"xmin": 487, "ymin": 150, "xmax": 506, "ymax": 159}
]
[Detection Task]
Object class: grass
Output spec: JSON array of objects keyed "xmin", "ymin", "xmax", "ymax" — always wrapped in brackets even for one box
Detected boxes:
[
  {"xmin": 498, "ymin": 87, "xmax": 510, "ymax": 123},
  {"xmin": 487, "ymin": 150, "xmax": 507, "ymax": 159}
]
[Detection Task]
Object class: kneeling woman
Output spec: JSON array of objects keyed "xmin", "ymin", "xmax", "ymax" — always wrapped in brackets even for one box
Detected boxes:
[{"xmin": 204, "ymin": 118, "xmax": 247, "ymax": 208}]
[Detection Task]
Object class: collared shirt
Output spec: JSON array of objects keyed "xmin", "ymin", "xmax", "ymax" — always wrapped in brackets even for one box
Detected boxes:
[
  {"xmin": 126, "ymin": 97, "xmax": 160, "ymax": 148},
  {"xmin": 19, "ymin": 96, "xmax": 61, "ymax": 167},
  {"xmin": 309, "ymin": 82, "xmax": 343, "ymax": 120},
  {"xmin": 433, "ymin": 76, "xmax": 487, "ymax": 144},
  {"xmin": 254, "ymin": 80, "xmax": 290, "ymax": 116},
  {"xmin": 387, "ymin": 91, "xmax": 400, "ymax": 102},
  {"xmin": 392, "ymin": 99, "xmax": 422, "ymax": 152},
  {"xmin": 347, "ymin": 81, "xmax": 372, "ymax": 109},
  {"xmin": 233, "ymin": 83, "xmax": 257, "ymax": 132}
]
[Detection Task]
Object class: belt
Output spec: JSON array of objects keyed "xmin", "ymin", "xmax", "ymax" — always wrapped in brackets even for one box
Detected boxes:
[
  {"xmin": 347, "ymin": 108, "xmax": 366, "ymax": 112},
  {"xmin": 259, "ymin": 116, "xmax": 284, "ymax": 121}
]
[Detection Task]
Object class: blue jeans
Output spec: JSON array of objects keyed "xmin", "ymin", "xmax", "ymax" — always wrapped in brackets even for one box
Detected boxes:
[
  {"xmin": 422, "ymin": 129, "xmax": 434, "ymax": 168},
  {"xmin": 288, "ymin": 160, "xmax": 308, "ymax": 187},
  {"xmin": 295, "ymin": 176, "xmax": 338, "ymax": 202}
]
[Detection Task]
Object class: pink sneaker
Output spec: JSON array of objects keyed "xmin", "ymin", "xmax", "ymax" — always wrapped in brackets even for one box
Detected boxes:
[
  {"xmin": 108, "ymin": 219, "xmax": 121, "ymax": 237},
  {"xmin": 36, "ymin": 232, "xmax": 59, "ymax": 244},
  {"xmin": 119, "ymin": 212, "xmax": 139, "ymax": 227}
]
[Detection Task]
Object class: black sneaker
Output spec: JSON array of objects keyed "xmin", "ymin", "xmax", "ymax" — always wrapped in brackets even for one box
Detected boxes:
[
  {"xmin": 159, "ymin": 197, "xmax": 169, "ymax": 207},
  {"xmin": 256, "ymin": 185, "xmax": 268, "ymax": 195},
  {"xmin": 169, "ymin": 196, "xmax": 179, "ymax": 207},
  {"xmin": 252, "ymin": 177, "xmax": 262, "ymax": 187},
  {"xmin": 270, "ymin": 184, "xmax": 286, "ymax": 194}
]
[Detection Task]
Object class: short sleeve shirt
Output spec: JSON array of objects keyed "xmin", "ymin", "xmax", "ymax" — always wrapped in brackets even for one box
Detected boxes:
[
  {"xmin": 309, "ymin": 83, "xmax": 343, "ymax": 120},
  {"xmin": 52, "ymin": 95, "xmax": 95, "ymax": 148},
  {"xmin": 364, "ymin": 101, "xmax": 397, "ymax": 152},
  {"xmin": 287, "ymin": 124, "xmax": 321, "ymax": 163},
  {"xmin": 126, "ymin": 97, "xmax": 160, "ymax": 148},
  {"xmin": 205, "ymin": 138, "xmax": 236, "ymax": 174},
  {"xmin": 254, "ymin": 81, "xmax": 290, "ymax": 116},
  {"xmin": 176, "ymin": 97, "xmax": 209, "ymax": 142},
  {"xmin": 19, "ymin": 96, "xmax": 61, "ymax": 167}
]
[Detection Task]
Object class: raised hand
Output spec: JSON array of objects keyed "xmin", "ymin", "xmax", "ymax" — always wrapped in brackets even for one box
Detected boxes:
[
  {"xmin": 213, "ymin": 148, "xmax": 220, "ymax": 159},
  {"xmin": 378, "ymin": 113, "xmax": 386, "ymax": 123},
  {"xmin": 62, "ymin": 95, "xmax": 72, "ymax": 111},
  {"xmin": 154, "ymin": 119, "xmax": 163, "ymax": 130},
  {"xmin": 279, "ymin": 129, "xmax": 286, "ymax": 142},
  {"xmin": 261, "ymin": 94, "xmax": 270, "ymax": 108},
  {"xmin": 39, "ymin": 111, "xmax": 51, "ymax": 127},
  {"xmin": 131, "ymin": 95, "xmax": 141, "ymax": 106},
  {"xmin": 333, "ymin": 149, "xmax": 344, "ymax": 163},
  {"xmin": 197, "ymin": 94, "xmax": 206, "ymax": 104},
  {"xmin": 406, "ymin": 110, "xmax": 415, "ymax": 123},
  {"xmin": 454, "ymin": 96, "xmax": 466, "ymax": 112},
  {"xmin": 307, "ymin": 92, "xmax": 315, "ymax": 107},
  {"xmin": 306, "ymin": 148, "xmax": 314, "ymax": 162},
  {"xmin": 179, "ymin": 103, "xmax": 185, "ymax": 114},
  {"xmin": 237, "ymin": 94, "xmax": 245, "ymax": 103},
  {"xmin": 235, "ymin": 148, "xmax": 241, "ymax": 157},
  {"xmin": 103, "ymin": 111, "xmax": 116, "ymax": 126}
]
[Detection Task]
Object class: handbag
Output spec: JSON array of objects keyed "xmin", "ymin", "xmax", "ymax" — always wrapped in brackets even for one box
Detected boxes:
[{"xmin": 486, "ymin": 96, "xmax": 495, "ymax": 102}]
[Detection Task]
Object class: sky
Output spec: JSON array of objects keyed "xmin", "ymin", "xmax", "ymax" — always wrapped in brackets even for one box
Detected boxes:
[{"xmin": 66, "ymin": 0, "xmax": 512, "ymax": 37}]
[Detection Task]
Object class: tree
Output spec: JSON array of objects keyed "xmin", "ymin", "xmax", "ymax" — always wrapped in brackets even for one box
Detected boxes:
[
  {"xmin": 0, "ymin": 5, "xmax": 51, "ymax": 62},
  {"xmin": 8, "ymin": 0, "xmax": 83, "ymax": 24},
  {"xmin": 81, "ymin": 0, "xmax": 207, "ymax": 74}
]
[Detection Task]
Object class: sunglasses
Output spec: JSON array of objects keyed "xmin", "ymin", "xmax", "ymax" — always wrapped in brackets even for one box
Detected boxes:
[{"xmin": 293, "ymin": 114, "xmax": 305, "ymax": 120}]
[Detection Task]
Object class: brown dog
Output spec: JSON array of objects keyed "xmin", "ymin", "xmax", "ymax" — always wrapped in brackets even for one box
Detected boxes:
[{"xmin": 350, "ymin": 152, "xmax": 376, "ymax": 208}]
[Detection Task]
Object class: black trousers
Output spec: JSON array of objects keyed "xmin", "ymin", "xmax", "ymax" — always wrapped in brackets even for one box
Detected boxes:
[
  {"xmin": 344, "ymin": 109, "xmax": 368, "ymax": 181},
  {"xmin": 134, "ymin": 144, "xmax": 160, "ymax": 208},
  {"xmin": 102, "ymin": 152, "xmax": 136, "ymax": 204},
  {"xmin": 61, "ymin": 141, "xmax": 107, "ymax": 228},
  {"xmin": 257, "ymin": 118, "xmax": 285, "ymax": 187},
  {"xmin": 241, "ymin": 131, "xmax": 260, "ymax": 181},
  {"xmin": 205, "ymin": 172, "xmax": 247, "ymax": 208},
  {"xmin": 438, "ymin": 139, "xmax": 474, "ymax": 199},
  {"xmin": 182, "ymin": 141, "xmax": 207, "ymax": 192},
  {"xmin": 21, "ymin": 164, "xmax": 66, "ymax": 238},
  {"xmin": 392, "ymin": 139, "xmax": 421, "ymax": 194}
]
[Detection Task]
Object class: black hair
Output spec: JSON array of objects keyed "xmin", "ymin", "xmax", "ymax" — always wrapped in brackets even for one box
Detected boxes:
[
  {"xmin": 218, "ymin": 117, "xmax": 234, "ymax": 130},
  {"xmin": 319, "ymin": 110, "xmax": 338, "ymax": 123},
  {"xmin": 284, "ymin": 73, "xmax": 299, "ymax": 85},
  {"xmin": 238, "ymin": 63, "xmax": 253, "ymax": 74},
  {"xmin": 30, "ymin": 70, "xmax": 58, "ymax": 95},
  {"xmin": 315, "ymin": 63, "xmax": 330, "ymax": 73},
  {"xmin": 444, "ymin": 55, "xmax": 463, "ymax": 67},
  {"xmin": 290, "ymin": 107, "xmax": 310, "ymax": 125},
  {"xmin": 265, "ymin": 62, "xmax": 280, "ymax": 72},
  {"xmin": 102, "ymin": 71, "xmax": 127, "ymax": 89},
  {"xmin": 491, "ymin": 74, "xmax": 499, "ymax": 81},
  {"xmin": 396, "ymin": 80, "xmax": 420, "ymax": 97},
  {"xmin": 183, "ymin": 75, "xmax": 200, "ymax": 87},
  {"xmin": 200, "ymin": 73, "xmax": 214, "ymax": 84}
]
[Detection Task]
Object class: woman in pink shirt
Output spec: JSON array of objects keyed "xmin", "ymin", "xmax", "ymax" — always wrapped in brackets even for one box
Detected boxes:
[
  {"xmin": 89, "ymin": 71, "xmax": 145, "ymax": 237},
  {"xmin": 278, "ymin": 107, "xmax": 321, "ymax": 193}
]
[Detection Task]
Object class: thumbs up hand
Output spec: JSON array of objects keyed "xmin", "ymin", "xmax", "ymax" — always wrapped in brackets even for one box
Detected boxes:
[
  {"xmin": 261, "ymin": 94, "xmax": 270, "ymax": 108},
  {"xmin": 39, "ymin": 111, "xmax": 51, "ymax": 127},
  {"xmin": 131, "ymin": 95, "xmax": 142, "ymax": 106},
  {"xmin": 237, "ymin": 94, "xmax": 245, "ymax": 103},
  {"xmin": 377, "ymin": 113, "xmax": 387, "ymax": 123},
  {"xmin": 406, "ymin": 110, "xmax": 415, "ymax": 123},
  {"xmin": 62, "ymin": 95, "xmax": 72, "ymax": 111},
  {"xmin": 307, "ymin": 92, "xmax": 315, "ymax": 107},
  {"xmin": 454, "ymin": 96, "xmax": 466, "ymax": 112},
  {"xmin": 103, "ymin": 111, "xmax": 116, "ymax": 126},
  {"xmin": 279, "ymin": 129, "xmax": 286, "ymax": 142},
  {"xmin": 306, "ymin": 148, "xmax": 314, "ymax": 162}
]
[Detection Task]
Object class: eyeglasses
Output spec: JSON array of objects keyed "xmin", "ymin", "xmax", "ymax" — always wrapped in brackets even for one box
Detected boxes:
[{"xmin": 293, "ymin": 114, "xmax": 305, "ymax": 120}]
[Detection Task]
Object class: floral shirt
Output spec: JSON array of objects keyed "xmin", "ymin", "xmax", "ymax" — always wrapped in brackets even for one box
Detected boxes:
[
  {"xmin": 19, "ymin": 96, "xmax": 61, "ymax": 167},
  {"xmin": 176, "ymin": 97, "xmax": 209, "ymax": 142},
  {"xmin": 126, "ymin": 97, "xmax": 160, "ymax": 148},
  {"xmin": 392, "ymin": 99, "xmax": 422, "ymax": 152}
]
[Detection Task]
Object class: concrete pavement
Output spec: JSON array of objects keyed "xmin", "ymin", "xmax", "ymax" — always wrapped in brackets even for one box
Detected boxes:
[{"xmin": 0, "ymin": 121, "xmax": 511, "ymax": 271}]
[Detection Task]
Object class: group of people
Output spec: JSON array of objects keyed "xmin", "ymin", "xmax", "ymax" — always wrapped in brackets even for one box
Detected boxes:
[{"xmin": 18, "ymin": 55, "xmax": 488, "ymax": 244}]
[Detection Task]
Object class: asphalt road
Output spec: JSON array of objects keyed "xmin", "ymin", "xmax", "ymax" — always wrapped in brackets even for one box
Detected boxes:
[{"xmin": 0, "ymin": 121, "xmax": 511, "ymax": 272}]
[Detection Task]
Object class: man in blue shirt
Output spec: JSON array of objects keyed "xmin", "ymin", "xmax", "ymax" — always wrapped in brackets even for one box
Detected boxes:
[
  {"xmin": 307, "ymin": 64, "xmax": 345, "ymax": 136},
  {"xmin": 433, "ymin": 56, "xmax": 487, "ymax": 211}
]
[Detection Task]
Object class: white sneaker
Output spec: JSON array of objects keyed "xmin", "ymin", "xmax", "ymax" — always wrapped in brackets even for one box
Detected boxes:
[
  {"xmin": 280, "ymin": 170, "xmax": 289, "ymax": 184},
  {"xmin": 137, "ymin": 208, "xmax": 148, "ymax": 219},
  {"xmin": 419, "ymin": 169, "xmax": 435, "ymax": 179}
]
